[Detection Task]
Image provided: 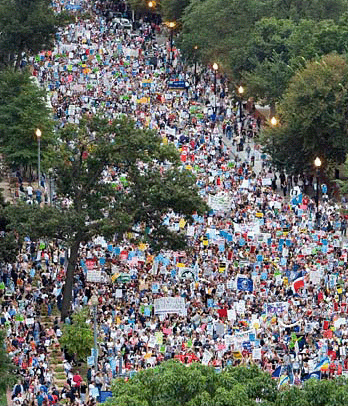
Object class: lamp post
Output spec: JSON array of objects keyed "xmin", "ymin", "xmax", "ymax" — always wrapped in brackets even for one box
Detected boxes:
[
  {"xmin": 90, "ymin": 294, "xmax": 99, "ymax": 372},
  {"xmin": 194, "ymin": 45, "xmax": 198, "ymax": 90},
  {"xmin": 147, "ymin": 1, "xmax": 155, "ymax": 23},
  {"xmin": 166, "ymin": 21, "xmax": 176, "ymax": 66},
  {"xmin": 314, "ymin": 157, "xmax": 322, "ymax": 214},
  {"xmin": 36, "ymin": 129, "xmax": 41, "ymax": 189},
  {"xmin": 238, "ymin": 86, "xmax": 244, "ymax": 122},
  {"xmin": 270, "ymin": 116, "xmax": 278, "ymax": 156},
  {"xmin": 48, "ymin": 168, "xmax": 54, "ymax": 205},
  {"xmin": 212, "ymin": 63, "xmax": 218, "ymax": 114}
]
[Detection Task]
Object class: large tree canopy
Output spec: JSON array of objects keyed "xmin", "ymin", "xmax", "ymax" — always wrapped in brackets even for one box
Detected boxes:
[
  {"xmin": 261, "ymin": 53, "xmax": 348, "ymax": 174},
  {"xmin": 105, "ymin": 361, "xmax": 348, "ymax": 406},
  {"xmin": 106, "ymin": 362, "xmax": 276, "ymax": 406},
  {"xmin": 5, "ymin": 115, "xmax": 207, "ymax": 319},
  {"xmin": 178, "ymin": 0, "xmax": 348, "ymax": 103},
  {"xmin": 0, "ymin": 0, "xmax": 67, "ymax": 68},
  {"xmin": 0, "ymin": 69, "xmax": 54, "ymax": 170}
]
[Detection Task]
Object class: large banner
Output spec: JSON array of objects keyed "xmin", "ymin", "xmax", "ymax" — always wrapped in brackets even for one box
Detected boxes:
[
  {"xmin": 208, "ymin": 192, "xmax": 232, "ymax": 212},
  {"xmin": 154, "ymin": 297, "xmax": 186, "ymax": 315}
]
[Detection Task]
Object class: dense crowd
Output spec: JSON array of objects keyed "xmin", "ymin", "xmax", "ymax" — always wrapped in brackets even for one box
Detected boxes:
[{"xmin": 1, "ymin": 0, "xmax": 348, "ymax": 405}]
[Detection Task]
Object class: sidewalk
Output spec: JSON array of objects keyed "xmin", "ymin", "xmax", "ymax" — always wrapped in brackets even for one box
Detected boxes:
[{"xmin": 221, "ymin": 132, "xmax": 263, "ymax": 174}]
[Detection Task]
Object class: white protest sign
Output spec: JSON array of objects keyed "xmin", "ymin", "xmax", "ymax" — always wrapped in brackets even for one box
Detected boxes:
[
  {"xmin": 87, "ymin": 270, "xmax": 103, "ymax": 283},
  {"xmin": 202, "ymin": 350, "xmax": 213, "ymax": 365},
  {"xmin": 115, "ymin": 289, "xmax": 123, "ymax": 298},
  {"xmin": 264, "ymin": 302, "xmax": 289, "ymax": 315},
  {"xmin": 154, "ymin": 297, "xmax": 186, "ymax": 315},
  {"xmin": 262, "ymin": 178, "xmax": 272, "ymax": 186},
  {"xmin": 252, "ymin": 348, "xmax": 262, "ymax": 360},
  {"xmin": 208, "ymin": 192, "xmax": 232, "ymax": 212}
]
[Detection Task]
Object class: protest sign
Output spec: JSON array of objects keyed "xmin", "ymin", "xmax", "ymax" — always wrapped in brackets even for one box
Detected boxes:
[
  {"xmin": 264, "ymin": 302, "xmax": 289, "ymax": 315},
  {"xmin": 154, "ymin": 297, "xmax": 186, "ymax": 315}
]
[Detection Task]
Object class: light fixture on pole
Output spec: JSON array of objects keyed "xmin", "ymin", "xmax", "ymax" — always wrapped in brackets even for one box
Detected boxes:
[
  {"xmin": 238, "ymin": 86, "xmax": 244, "ymax": 122},
  {"xmin": 270, "ymin": 116, "xmax": 278, "ymax": 126},
  {"xmin": 166, "ymin": 21, "xmax": 176, "ymax": 66},
  {"xmin": 194, "ymin": 45, "xmax": 198, "ymax": 89},
  {"xmin": 36, "ymin": 129, "xmax": 42, "ymax": 189},
  {"xmin": 90, "ymin": 294, "xmax": 99, "ymax": 372},
  {"xmin": 212, "ymin": 63, "xmax": 218, "ymax": 114},
  {"xmin": 314, "ymin": 157, "xmax": 322, "ymax": 215},
  {"xmin": 148, "ymin": 1, "xmax": 156, "ymax": 7}
]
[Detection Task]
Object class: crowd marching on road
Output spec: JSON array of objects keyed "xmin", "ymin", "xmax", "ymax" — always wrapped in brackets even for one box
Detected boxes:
[{"xmin": 2, "ymin": 0, "xmax": 348, "ymax": 405}]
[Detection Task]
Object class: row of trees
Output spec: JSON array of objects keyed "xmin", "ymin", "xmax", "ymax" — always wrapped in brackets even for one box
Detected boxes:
[
  {"xmin": 105, "ymin": 360, "xmax": 348, "ymax": 406},
  {"xmin": 139, "ymin": 0, "xmax": 348, "ymax": 176}
]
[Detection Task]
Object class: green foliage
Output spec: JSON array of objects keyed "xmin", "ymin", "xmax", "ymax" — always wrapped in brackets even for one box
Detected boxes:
[
  {"xmin": 106, "ymin": 362, "xmax": 275, "ymax": 406},
  {"xmin": 0, "ymin": 231, "xmax": 19, "ymax": 264},
  {"xmin": 4, "ymin": 116, "xmax": 207, "ymax": 317},
  {"xmin": 179, "ymin": 0, "xmax": 348, "ymax": 105},
  {"xmin": 0, "ymin": 330, "xmax": 17, "ymax": 395},
  {"xmin": 0, "ymin": 0, "xmax": 66, "ymax": 68},
  {"xmin": 160, "ymin": 0, "xmax": 190, "ymax": 23},
  {"xmin": 6, "ymin": 115, "xmax": 207, "ymax": 249},
  {"xmin": 107, "ymin": 362, "xmax": 348, "ymax": 406},
  {"xmin": 59, "ymin": 307, "xmax": 94, "ymax": 360},
  {"xmin": 336, "ymin": 159, "xmax": 348, "ymax": 195},
  {"xmin": 261, "ymin": 53, "xmax": 348, "ymax": 174},
  {"xmin": 0, "ymin": 69, "xmax": 54, "ymax": 170}
]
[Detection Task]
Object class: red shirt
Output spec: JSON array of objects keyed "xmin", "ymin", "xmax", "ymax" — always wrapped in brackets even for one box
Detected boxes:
[{"xmin": 73, "ymin": 374, "xmax": 83, "ymax": 387}]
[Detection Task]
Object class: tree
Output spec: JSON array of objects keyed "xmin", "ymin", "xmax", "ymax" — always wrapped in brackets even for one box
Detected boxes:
[
  {"xmin": 5, "ymin": 115, "xmax": 207, "ymax": 320},
  {"xmin": 59, "ymin": 307, "xmax": 94, "ymax": 361},
  {"xmin": 0, "ymin": 69, "xmax": 54, "ymax": 172},
  {"xmin": 0, "ymin": 330, "xmax": 17, "ymax": 396},
  {"xmin": 106, "ymin": 362, "xmax": 276, "ymax": 406},
  {"xmin": 160, "ymin": 0, "xmax": 191, "ymax": 23},
  {"xmin": 265, "ymin": 0, "xmax": 348, "ymax": 22},
  {"xmin": 106, "ymin": 362, "xmax": 348, "ymax": 406},
  {"xmin": 179, "ymin": 0, "xmax": 266, "ymax": 78},
  {"xmin": 244, "ymin": 52, "xmax": 294, "ymax": 113},
  {"xmin": 261, "ymin": 53, "xmax": 348, "ymax": 174},
  {"xmin": 0, "ymin": 0, "xmax": 67, "ymax": 68}
]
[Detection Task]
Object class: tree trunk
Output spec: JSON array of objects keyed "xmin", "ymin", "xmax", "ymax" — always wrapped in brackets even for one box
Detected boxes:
[{"xmin": 61, "ymin": 238, "xmax": 80, "ymax": 321}]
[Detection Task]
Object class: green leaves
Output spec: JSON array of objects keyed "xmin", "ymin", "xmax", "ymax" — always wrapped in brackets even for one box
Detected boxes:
[
  {"xmin": 107, "ymin": 362, "xmax": 275, "ymax": 406},
  {"xmin": 0, "ymin": 69, "xmax": 54, "ymax": 170},
  {"xmin": 59, "ymin": 307, "xmax": 94, "ymax": 360},
  {"xmin": 0, "ymin": 330, "xmax": 17, "ymax": 395},
  {"xmin": 0, "ymin": 0, "xmax": 65, "ymax": 68},
  {"xmin": 107, "ymin": 362, "xmax": 348, "ymax": 406},
  {"xmin": 262, "ymin": 53, "xmax": 348, "ymax": 173}
]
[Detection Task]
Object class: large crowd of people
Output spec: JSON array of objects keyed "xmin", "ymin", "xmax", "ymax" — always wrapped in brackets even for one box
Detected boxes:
[{"xmin": 1, "ymin": 0, "xmax": 348, "ymax": 405}]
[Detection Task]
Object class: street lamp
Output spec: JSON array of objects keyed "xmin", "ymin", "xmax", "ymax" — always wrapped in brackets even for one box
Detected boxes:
[
  {"xmin": 90, "ymin": 294, "xmax": 99, "ymax": 372},
  {"xmin": 148, "ymin": 1, "xmax": 156, "ymax": 7},
  {"xmin": 212, "ymin": 63, "xmax": 218, "ymax": 114},
  {"xmin": 36, "ymin": 129, "xmax": 41, "ymax": 189},
  {"xmin": 194, "ymin": 45, "xmax": 198, "ymax": 89},
  {"xmin": 238, "ymin": 86, "xmax": 244, "ymax": 122},
  {"xmin": 165, "ymin": 21, "xmax": 176, "ymax": 66},
  {"xmin": 314, "ymin": 157, "xmax": 322, "ymax": 215},
  {"xmin": 270, "ymin": 116, "xmax": 278, "ymax": 126}
]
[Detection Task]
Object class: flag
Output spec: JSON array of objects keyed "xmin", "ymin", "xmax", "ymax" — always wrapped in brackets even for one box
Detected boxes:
[
  {"xmin": 293, "ymin": 276, "xmax": 305, "ymax": 292},
  {"xmin": 302, "ymin": 371, "xmax": 321, "ymax": 382},
  {"xmin": 313, "ymin": 357, "xmax": 329, "ymax": 372},
  {"xmin": 272, "ymin": 366, "xmax": 282, "ymax": 378},
  {"xmin": 237, "ymin": 277, "xmax": 253, "ymax": 292},
  {"xmin": 278, "ymin": 375, "xmax": 289, "ymax": 388}
]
